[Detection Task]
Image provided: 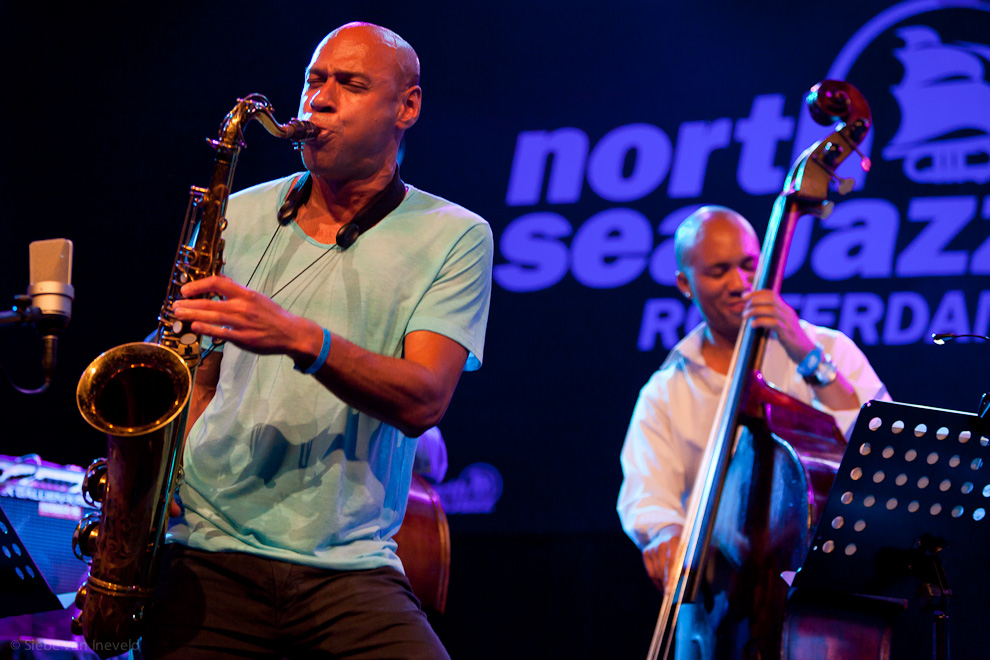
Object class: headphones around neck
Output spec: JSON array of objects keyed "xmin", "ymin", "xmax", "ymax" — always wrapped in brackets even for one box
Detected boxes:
[
  {"xmin": 277, "ymin": 172, "xmax": 312, "ymax": 225},
  {"xmin": 276, "ymin": 170, "xmax": 405, "ymax": 250}
]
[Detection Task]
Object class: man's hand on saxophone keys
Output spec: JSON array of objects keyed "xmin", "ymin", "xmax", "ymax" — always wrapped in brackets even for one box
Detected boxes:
[{"xmin": 172, "ymin": 275, "xmax": 321, "ymax": 364}]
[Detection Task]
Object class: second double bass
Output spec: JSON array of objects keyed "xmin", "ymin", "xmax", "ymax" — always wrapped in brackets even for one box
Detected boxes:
[{"xmin": 646, "ymin": 80, "xmax": 875, "ymax": 659}]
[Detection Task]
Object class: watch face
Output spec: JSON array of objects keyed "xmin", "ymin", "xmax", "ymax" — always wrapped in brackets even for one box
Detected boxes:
[{"xmin": 806, "ymin": 355, "xmax": 838, "ymax": 386}]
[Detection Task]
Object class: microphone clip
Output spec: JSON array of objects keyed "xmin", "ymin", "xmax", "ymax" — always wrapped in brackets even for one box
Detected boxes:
[
  {"xmin": 0, "ymin": 295, "xmax": 42, "ymax": 329},
  {"xmin": 11, "ymin": 295, "xmax": 41, "ymax": 325}
]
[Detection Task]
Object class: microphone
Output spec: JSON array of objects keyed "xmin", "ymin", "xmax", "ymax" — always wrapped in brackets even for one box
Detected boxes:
[
  {"xmin": 931, "ymin": 332, "xmax": 990, "ymax": 345},
  {"xmin": 932, "ymin": 332, "xmax": 990, "ymax": 424},
  {"xmin": 27, "ymin": 239, "xmax": 74, "ymax": 387}
]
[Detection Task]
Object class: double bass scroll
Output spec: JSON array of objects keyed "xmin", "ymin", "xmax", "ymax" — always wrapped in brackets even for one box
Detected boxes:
[{"xmin": 646, "ymin": 80, "xmax": 872, "ymax": 660}]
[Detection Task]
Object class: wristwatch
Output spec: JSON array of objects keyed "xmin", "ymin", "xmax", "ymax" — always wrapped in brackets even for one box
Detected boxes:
[{"xmin": 797, "ymin": 342, "xmax": 838, "ymax": 386}]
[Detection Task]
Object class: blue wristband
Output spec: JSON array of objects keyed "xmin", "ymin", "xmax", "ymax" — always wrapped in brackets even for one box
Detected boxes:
[
  {"xmin": 797, "ymin": 342, "xmax": 823, "ymax": 377},
  {"xmin": 295, "ymin": 327, "xmax": 331, "ymax": 374}
]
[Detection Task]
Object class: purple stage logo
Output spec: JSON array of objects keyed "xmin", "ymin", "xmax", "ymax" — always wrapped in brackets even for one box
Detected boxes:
[{"xmin": 494, "ymin": 0, "xmax": 990, "ymax": 351}]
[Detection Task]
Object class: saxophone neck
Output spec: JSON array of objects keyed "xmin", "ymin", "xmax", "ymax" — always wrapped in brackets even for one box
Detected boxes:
[{"xmin": 215, "ymin": 94, "xmax": 319, "ymax": 151}]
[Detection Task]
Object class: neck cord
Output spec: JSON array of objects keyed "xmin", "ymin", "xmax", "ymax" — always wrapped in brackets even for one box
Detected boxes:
[{"xmin": 243, "ymin": 223, "xmax": 336, "ymax": 302}]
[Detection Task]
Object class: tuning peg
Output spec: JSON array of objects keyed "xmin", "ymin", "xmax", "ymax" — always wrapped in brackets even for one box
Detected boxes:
[
  {"xmin": 811, "ymin": 156, "xmax": 856, "ymax": 195},
  {"xmin": 851, "ymin": 143, "xmax": 872, "ymax": 172}
]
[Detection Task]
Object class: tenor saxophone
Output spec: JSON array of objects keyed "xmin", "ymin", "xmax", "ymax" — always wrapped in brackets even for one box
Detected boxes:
[{"xmin": 72, "ymin": 94, "xmax": 317, "ymax": 657}]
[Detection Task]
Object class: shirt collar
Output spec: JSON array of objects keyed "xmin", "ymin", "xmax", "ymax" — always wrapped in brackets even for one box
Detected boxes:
[{"xmin": 660, "ymin": 322, "xmax": 708, "ymax": 371}]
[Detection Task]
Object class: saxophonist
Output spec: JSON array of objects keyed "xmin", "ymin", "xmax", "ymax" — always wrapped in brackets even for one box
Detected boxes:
[{"xmin": 136, "ymin": 22, "xmax": 492, "ymax": 659}]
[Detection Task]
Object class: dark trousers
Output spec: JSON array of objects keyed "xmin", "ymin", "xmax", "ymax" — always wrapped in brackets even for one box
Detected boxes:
[{"xmin": 135, "ymin": 545, "xmax": 450, "ymax": 660}]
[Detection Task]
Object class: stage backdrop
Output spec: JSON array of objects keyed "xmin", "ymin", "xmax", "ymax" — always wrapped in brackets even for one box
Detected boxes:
[{"xmin": 1, "ymin": 1, "xmax": 988, "ymax": 658}]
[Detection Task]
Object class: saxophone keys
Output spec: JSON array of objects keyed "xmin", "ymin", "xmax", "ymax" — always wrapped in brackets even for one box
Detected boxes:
[
  {"xmin": 73, "ymin": 513, "xmax": 101, "ymax": 560},
  {"xmin": 82, "ymin": 458, "xmax": 108, "ymax": 505}
]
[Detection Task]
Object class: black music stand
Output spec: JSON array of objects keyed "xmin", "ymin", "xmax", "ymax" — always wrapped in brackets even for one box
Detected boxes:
[
  {"xmin": 0, "ymin": 503, "xmax": 63, "ymax": 618},
  {"xmin": 791, "ymin": 399, "xmax": 990, "ymax": 660}
]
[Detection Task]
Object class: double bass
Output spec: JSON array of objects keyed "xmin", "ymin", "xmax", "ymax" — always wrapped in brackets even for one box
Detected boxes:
[
  {"xmin": 395, "ymin": 472, "xmax": 452, "ymax": 614},
  {"xmin": 647, "ymin": 80, "xmax": 873, "ymax": 660}
]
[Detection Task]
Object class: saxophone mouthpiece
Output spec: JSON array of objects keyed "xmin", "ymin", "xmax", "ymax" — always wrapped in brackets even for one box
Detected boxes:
[{"xmin": 286, "ymin": 119, "xmax": 320, "ymax": 141}]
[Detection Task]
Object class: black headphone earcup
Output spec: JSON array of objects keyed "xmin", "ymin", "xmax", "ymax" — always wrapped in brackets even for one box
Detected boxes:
[
  {"xmin": 337, "ymin": 222, "xmax": 362, "ymax": 249},
  {"xmin": 277, "ymin": 197, "xmax": 295, "ymax": 224},
  {"xmin": 277, "ymin": 173, "xmax": 312, "ymax": 225}
]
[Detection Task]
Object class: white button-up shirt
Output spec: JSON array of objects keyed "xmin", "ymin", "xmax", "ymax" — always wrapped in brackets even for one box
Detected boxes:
[{"xmin": 617, "ymin": 322, "xmax": 890, "ymax": 550}]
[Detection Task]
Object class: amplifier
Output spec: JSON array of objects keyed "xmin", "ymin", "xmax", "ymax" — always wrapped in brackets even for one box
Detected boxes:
[{"xmin": 0, "ymin": 454, "xmax": 96, "ymax": 598}]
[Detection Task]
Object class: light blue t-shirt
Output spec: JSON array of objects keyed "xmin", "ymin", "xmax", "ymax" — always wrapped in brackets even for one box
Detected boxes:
[{"xmin": 167, "ymin": 174, "xmax": 493, "ymax": 572}]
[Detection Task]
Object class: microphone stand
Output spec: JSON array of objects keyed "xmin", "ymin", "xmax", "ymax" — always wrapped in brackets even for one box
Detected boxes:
[
  {"xmin": 0, "ymin": 295, "xmax": 54, "ymax": 394},
  {"xmin": 906, "ymin": 535, "xmax": 952, "ymax": 660}
]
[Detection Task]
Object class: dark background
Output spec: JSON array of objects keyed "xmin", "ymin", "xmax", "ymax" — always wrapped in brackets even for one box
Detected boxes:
[{"xmin": 1, "ymin": 1, "xmax": 988, "ymax": 658}]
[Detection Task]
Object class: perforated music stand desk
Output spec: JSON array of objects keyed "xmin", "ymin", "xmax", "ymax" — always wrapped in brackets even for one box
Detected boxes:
[
  {"xmin": 793, "ymin": 399, "xmax": 988, "ymax": 599},
  {"xmin": 0, "ymin": 503, "xmax": 62, "ymax": 618}
]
